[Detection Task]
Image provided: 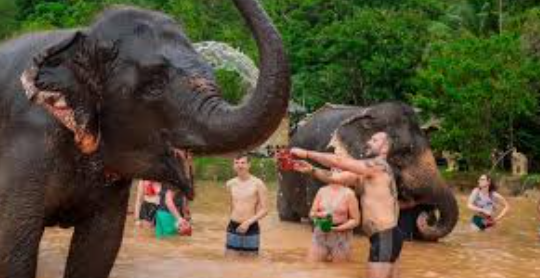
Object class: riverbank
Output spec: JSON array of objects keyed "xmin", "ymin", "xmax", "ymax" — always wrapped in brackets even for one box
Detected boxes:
[
  {"xmin": 193, "ymin": 157, "xmax": 540, "ymax": 196},
  {"xmin": 444, "ymin": 171, "xmax": 540, "ymax": 196}
]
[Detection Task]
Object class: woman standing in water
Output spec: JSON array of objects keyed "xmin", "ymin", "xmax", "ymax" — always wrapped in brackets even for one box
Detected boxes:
[
  {"xmin": 467, "ymin": 174, "xmax": 510, "ymax": 231},
  {"xmin": 134, "ymin": 180, "xmax": 161, "ymax": 227},
  {"xmin": 307, "ymin": 171, "xmax": 360, "ymax": 262},
  {"xmin": 292, "ymin": 136, "xmax": 361, "ymax": 262}
]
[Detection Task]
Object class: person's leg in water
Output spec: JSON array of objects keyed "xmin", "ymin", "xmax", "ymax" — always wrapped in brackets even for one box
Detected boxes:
[
  {"xmin": 367, "ymin": 228, "xmax": 403, "ymax": 278},
  {"xmin": 309, "ymin": 229, "xmax": 330, "ymax": 262},
  {"xmin": 368, "ymin": 262, "xmax": 394, "ymax": 278},
  {"xmin": 391, "ymin": 258, "xmax": 400, "ymax": 278},
  {"xmin": 309, "ymin": 240, "xmax": 330, "ymax": 261},
  {"xmin": 328, "ymin": 231, "xmax": 353, "ymax": 262}
]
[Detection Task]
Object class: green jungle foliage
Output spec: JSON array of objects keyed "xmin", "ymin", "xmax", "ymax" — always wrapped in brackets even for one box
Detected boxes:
[{"xmin": 1, "ymin": 0, "xmax": 540, "ymax": 171}]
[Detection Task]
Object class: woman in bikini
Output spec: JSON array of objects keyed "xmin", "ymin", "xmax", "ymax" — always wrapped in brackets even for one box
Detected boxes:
[
  {"xmin": 134, "ymin": 180, "xmax": 161, "ymax": 227},
  {"xmin": 309, "ymin": 167, "xmax": 360, "ymax": 262},
  {"xmin": 467, "ymin": 174, "xmax": 510, "ymax": 231}
]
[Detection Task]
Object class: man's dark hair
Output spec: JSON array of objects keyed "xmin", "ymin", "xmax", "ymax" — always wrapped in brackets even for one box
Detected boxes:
[{"xmin": 234, "ymin": 153, "xmax": 251, "ymax": 162}]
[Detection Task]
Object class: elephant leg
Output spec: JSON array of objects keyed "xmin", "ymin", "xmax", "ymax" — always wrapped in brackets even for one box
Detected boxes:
[
  {"xmin": 0, "ymin": 196, "xmax": 44, "ymax": 278},
  {"xmin": 64, "ymin": 181, "xmax": 130, "ymax": 278},
  {"xmin": 277, "ymin": 186, "xmax": 301, "ymax": 222}
]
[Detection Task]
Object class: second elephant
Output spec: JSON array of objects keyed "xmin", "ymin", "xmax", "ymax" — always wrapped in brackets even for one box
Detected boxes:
[{"xmin": 278, "ymin": 102, "xmax": 459, "ymax": 241}]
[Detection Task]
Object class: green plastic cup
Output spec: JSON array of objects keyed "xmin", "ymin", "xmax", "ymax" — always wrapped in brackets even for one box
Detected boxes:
[{"xmin": 314, "ymin": 214, "xmax": 333, "ymax": 233}]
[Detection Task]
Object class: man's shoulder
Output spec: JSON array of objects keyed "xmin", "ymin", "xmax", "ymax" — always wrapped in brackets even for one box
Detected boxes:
[
  {"xmin": 343, "ymin": 186, "xmax": 356, "ymax": 195},
  {"xmin": 225, "ymin": 177, "xmax": 238, "ymax": 187},
  {"xmin": 253, "ymin": 176, "xmax": 266, "ymax": 189},
  {"xmin": 366, "ymin": 157, "xmax": 390, "ymax": 167},
  {"xmin": 250, "ymin": 176, "xmax": 266, "ymax": 188},
  {"xmin": 365, "ymin": 157, "xmax": 393, "ymax": 175}
]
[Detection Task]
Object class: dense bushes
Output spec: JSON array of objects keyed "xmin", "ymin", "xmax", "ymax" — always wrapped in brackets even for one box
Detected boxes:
[{"xmin": 2, "ymin": 0, "xmax": 540, "ymax": 171}]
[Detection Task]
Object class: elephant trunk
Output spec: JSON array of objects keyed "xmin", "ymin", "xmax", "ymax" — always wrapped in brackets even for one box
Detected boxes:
[
  {"xmin": 183, "ymin": 0, "xmax": 290, "ymax": 154},
  {"xmin": 417, "ymin": 186, "xmax": 459, "ymax": 241},
  {"xmin": 400, "ymin": 150, "xmax": 459, "ymax": 241}
]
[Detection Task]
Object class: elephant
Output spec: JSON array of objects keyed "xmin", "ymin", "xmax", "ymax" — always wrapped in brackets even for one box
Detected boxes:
[
  {"xmin": 0, "ymin": 0, "xmax": 290, "ymax": 277},
  {"xmin": 277, "ymin": 102, "xmax": 458, "ymax": 241}
]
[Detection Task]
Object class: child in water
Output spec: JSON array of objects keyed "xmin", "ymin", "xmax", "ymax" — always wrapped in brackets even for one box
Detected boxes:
[{"xmin": 467, "ymin": 174, "xmax": 509, "ymax": 231}]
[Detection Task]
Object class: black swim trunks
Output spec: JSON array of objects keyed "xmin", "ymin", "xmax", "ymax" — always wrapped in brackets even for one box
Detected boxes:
[
  {"xmin": 369, "ymin": 227, "xmax": 404, "ymax": 263},
  {"xmin": 226, "ymin": 220, "xmax": 260, "ymax": 253}
]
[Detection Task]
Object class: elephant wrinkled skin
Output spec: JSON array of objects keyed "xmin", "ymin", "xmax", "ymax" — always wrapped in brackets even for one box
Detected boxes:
[
  {"xmin": 0, "ymin": 1, "xmax": 290, "ymax": 277},
  {"xmin": 277, "ymin": 102, "xmax": 458, "ymax": 241}
]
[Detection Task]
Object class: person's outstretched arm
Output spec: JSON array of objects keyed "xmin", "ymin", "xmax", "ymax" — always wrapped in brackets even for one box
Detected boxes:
[
  {"xmin": 291, "ymin": 148, "xmax": 384, "ymax": 177},
  {"xmin": 292, "ymin": 160, "xmax": 358, "ymax": 186}
]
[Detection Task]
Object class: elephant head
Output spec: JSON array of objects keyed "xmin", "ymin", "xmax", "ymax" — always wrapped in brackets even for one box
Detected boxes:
[
  {"xmin": 335, "ymin": 102, "xmax": 459, "ymax": 241},
  {"xmin": 19, "ymin": 0, "xmax": 290, "ymax": 193}
]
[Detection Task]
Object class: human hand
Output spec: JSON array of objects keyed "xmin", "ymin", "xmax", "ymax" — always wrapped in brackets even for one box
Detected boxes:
[
  {"xmin": 292, "ymin": 160, "xmax": 314, "ymax": 174},
  {"xmin": 176, "ymin": 218, "xmax": 188, "ymax": 229},
  {"xmin": 135, "ymin": 220, "xmax": 141, "ymax": 227},
  {"xmin": 485, "ymin": 217, "xmax": 497, "ymax": 227},
  {"xmin": 177, "ymin": 218, "xmax": 192, "ymax": 236},
  {"xmin": 480, "ymin": 209, "xmax": 493, "ymax": 217},
  {"xmin": 236, "ymin": 221, "xmax": 252, "ymax": 234},
  {"xmin": 314, "ymin": 211, "xmax": 328, "ymax": 218},
  {"xmin": 290, "ymin": 148, "xmax": 308, "ymax": 159}
]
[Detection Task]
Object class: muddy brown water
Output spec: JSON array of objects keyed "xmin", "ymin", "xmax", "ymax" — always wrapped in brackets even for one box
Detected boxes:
[{"xmin": 38, "ymin": 182, "xmax": 540, "ymax": 278}]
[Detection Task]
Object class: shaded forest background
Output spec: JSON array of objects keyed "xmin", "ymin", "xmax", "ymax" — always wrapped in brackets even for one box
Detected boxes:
[{"xmin": 1, "ymin": 0, "xmax": 540, "ymax": 171}]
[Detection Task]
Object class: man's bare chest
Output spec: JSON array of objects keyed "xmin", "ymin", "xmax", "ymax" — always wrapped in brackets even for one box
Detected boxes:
[{"xmin": 231, "ymin": 183, "xmax": 258, "ymax": 200}]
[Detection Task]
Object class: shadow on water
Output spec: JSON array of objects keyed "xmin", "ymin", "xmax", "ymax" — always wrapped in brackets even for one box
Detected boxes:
[{"xmin": 37, "ymin": 182, "xmax": 540, "ymax": 278}]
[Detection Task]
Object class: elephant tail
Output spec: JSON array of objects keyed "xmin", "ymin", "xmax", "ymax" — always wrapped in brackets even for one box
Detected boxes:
[{"xmin": 416, "ymin": 186, "xmax": 459, "ymax": 241}]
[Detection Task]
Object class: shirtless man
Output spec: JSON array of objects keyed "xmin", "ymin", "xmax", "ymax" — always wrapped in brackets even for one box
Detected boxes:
[
  {"xmin": 225, "ymin": 153, "xmax": 269, "ymax": 255},
  {"xmin": 291, "ymin": 131, "xmax": 403, "ymax": 278}
]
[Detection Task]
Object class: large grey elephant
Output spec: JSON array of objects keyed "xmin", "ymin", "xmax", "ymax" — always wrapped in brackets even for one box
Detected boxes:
[
  {"xmin": 278, "ymin": 102, "xmax": 458, "ymax": 241},
  {"xmin": 0, "ymin": 0, "xmax": 290, "ymax": 277}
]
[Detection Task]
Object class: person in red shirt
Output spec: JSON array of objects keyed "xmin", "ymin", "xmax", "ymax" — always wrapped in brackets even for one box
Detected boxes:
[{"xmin": 134, "ymin": 180, "xmax": 160, "ymax": 227}]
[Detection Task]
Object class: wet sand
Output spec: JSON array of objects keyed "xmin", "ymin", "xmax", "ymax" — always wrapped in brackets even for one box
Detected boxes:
[{"xmin": 37, "ymin": 182, "xmax": 540, "ymax": 278}]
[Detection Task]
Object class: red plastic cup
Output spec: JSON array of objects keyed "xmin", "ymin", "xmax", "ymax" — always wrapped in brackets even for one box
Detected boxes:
[
  {"xmin": 178, "ymin": 221, "xmax": 192, "ymax": 236},
  {"xmin": 277, "ymin": 148, "xmax": 296, "ymax": 171}
]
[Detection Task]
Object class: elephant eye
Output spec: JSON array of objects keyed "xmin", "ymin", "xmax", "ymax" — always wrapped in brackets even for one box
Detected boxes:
[{"xmin": 138, "ymin": 66, "xmax": 169, "ymax": 100}]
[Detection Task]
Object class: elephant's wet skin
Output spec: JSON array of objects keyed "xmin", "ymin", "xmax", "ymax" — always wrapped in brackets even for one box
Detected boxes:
[
  {"xmin": 0, "ymin": 0, "xmax": 290, "ymax": 277},
  {"xmin": 277, "ymin": 102, "xmax": 459, "ymax": 241}
]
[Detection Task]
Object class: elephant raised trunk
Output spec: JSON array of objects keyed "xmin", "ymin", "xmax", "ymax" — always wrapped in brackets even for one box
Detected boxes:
[
  {"xmin": 183, "ymin": 0, "xmax": 290, "ymax": 154},
  {"xmin": 16, "ymin": 0, "xmax": 289, "ymax": 185},
  {"xmin": 399, "ymin": 150, "xmax": 459, "ymax": 241}
]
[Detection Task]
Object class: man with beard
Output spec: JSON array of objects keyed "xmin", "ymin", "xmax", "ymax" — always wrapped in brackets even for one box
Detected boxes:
[{"xmin": 291, "ymin": 131, "xmax": 403, "ymax": 278}]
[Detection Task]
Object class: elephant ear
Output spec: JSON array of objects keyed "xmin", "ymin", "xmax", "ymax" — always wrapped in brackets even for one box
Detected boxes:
[
  {"xmin": 20, "ymin": 31, "xmax": 115, "ymax": 154},
  {"xmin": 334, "ymin": 109, "xmax": 377, "ymax": 159},
  {"xmin": 335, "ymin": 104, "xmax": 418, "ymax": 167}
]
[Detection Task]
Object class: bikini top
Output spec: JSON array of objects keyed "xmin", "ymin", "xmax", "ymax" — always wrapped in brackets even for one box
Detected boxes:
[
  {"xmin": 318, "ymin": 186, "xmax": 349, "ymax": 216},
  {"xmin": 143, "ymin": 180, "xmax": 158, "ymax": 196},
  {"xmin": 473, "ymin": 189, "xmax": 495, "ymax": 214}
]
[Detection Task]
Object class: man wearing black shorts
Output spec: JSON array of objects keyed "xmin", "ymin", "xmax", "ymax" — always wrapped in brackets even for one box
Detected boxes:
[{"xmin": 292, "ymin": 131, "xmax": 404, "ymax": 278}]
